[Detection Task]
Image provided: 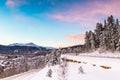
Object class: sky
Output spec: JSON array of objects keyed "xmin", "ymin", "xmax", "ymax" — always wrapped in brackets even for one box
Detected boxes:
[{"xmin": 0, "ymin": 0, "xmax": 120, "ymax": 48}]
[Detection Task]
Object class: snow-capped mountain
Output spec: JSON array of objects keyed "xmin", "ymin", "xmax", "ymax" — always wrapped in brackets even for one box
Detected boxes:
[
  {"xmin": 8, "ymin": 43, "xmax": 40, "ymax": 47},
  {"xmin": 8, "ymin": 43, "xmax": 55, "ymax": 49}
]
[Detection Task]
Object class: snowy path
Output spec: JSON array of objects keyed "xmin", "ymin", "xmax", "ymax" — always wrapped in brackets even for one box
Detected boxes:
[
  {"xmin": 1, "ymin": 69, "xmax": 41, "ymax": 80},
  {"xmin": 79, "ymin": 51, "xmax": 120, "ymax": 58}
]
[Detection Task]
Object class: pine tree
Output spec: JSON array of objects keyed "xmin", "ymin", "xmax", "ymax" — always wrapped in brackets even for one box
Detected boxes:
[
  {"xmin": 107, "ymin": 15, "xmax": 114, "ymax": 25},
  {"xmin": 89, "ymin": 31, "xmax": 96, "ymax": 51},
  {"xmin": 58, "ymin": 58, "xmax": 68, "ymax": 80},
  {"xmin": 47, "ymin": 69, "xmax": 52, "ymax": 77},
  {"xmin": 46, "ymin": 49, "xmax": 61, "ymax": 66},
  {"xmin": 85, "ymin": 15, "xmax": 120, "ymax": 52},
  {"xmin": 99, "ymin": 31, "xmax": 106, "ymax": 52},
  {"xmin": 85, "ymin": 31, "xmax": 91, "ymax": 52},
  {"xmin": 104, "ymin": 20, "xmax": 107, "ymax": 27},
  {"xmin": 78, "ymin": 66, "xmax": 84, "ymax": 74},
  {"xmin": 116, "ymin": 19, "xmax": 119, "ymax": 26}
]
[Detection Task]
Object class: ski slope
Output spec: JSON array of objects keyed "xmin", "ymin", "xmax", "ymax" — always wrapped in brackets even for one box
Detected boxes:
[{"xmin": 2, "ymin": 54, "xmax": 120, "ymax": 80}]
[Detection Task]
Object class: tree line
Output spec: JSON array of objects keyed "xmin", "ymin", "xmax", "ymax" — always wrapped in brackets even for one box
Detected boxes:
[{"xmin": 85, "ymin": 15, "xmax": 120, "ymax": 52}]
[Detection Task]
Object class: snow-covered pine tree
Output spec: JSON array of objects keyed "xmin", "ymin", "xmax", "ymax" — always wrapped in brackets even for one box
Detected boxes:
[
  {"xmin": 99, "ymin": 30, "xmax": 106, "ymax": 52},
  {"xmin": 94, "ymin": 23, "xmax": 103, "ymax": 48},
  {"xmin": 58, "ymin": 58, "xmax": 68, "ymax": 80},
  {"xmin": 116, "ymin": 19, "xmax": 120, "ymax": 51},
  {"xmin": 89, "ymin": 31, "xmax": 96, "ymax": 51},
  {"xmin": 107, "ymin": 15, "xmax": 114, "ymax": 25},
  {"xmin": 85, "ymin": 15, "xmax": 120, "ymax": 52},
  {"xmin": 47, "ymin": 69, "xmax": 52, "ymax": 78},
  {"xmin": 78, "ymin": 66, "xmax": 84, "ymax": 74},
  {"xmin": 46, "ymin": 49, "xmax": 61, "ymax": 66},
  {"xmin": 85, "ymin": 31, "xmax": 91, "ymax": 52},
  {"xmin": 116, "ymin": 39, "xmax": 120, "ymax": 52}
]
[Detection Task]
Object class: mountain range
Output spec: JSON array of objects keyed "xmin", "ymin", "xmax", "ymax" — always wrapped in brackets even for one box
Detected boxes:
[{"xmin": 8, "ymin": 42, "xmax": 54, "ymax": 50}]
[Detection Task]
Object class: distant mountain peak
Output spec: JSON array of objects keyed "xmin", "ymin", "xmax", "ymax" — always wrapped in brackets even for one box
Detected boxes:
[
  {"xmin": 9, "ymin": 42, "xmax": 39, "ymax": 47},
  {"xmin": 25, "ymin": 43, "xmax": 40, "ymax": 47}
]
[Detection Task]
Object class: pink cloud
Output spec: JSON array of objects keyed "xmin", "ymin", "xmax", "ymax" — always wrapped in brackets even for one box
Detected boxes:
[
  {"xmin": 6, "ymin": 0, "xmax": 27, "ymax": 7},
  {"xmin": 89, "ymin": 0, "xmax": 120, "ymax": 17},
  {"xmin": 6, "ymin": 0, "xmax": 15, "ymax": 7},
  {"xmin": 65, "ymin": 34, "xmax": 85, "ymax": 41},
  {"xmin": 51, "ymin": 0, "xmax": 120, "ymax": 27}
]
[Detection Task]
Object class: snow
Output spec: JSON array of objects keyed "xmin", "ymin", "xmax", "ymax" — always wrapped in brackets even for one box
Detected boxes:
[
  {"xmin": 5, "ymin": 53, "xmax": 120, "ymax": 80},
  {"xmin": 79, "ymin": 51, "xmax": 120, "ymax": 58},
  {"xmin": 1, "ymin": 69, "xmax": 41, "ymax": 80}
]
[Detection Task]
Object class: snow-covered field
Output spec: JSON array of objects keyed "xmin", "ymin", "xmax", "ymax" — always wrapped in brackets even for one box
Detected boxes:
[{"xmin": 2, "ymin": 54, "xmax": 120, "ymax": 80}]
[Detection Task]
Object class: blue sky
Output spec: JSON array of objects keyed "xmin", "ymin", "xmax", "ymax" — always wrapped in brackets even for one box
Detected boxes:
[{"xmin": 0, "ymin": 0, "xmax": 120, "ymax": 48}]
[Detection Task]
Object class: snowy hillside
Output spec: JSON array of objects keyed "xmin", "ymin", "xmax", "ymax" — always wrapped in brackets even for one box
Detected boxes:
[{"xmin": 4, "ymin": 54, "xmax": 120, "ymax": 80}]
